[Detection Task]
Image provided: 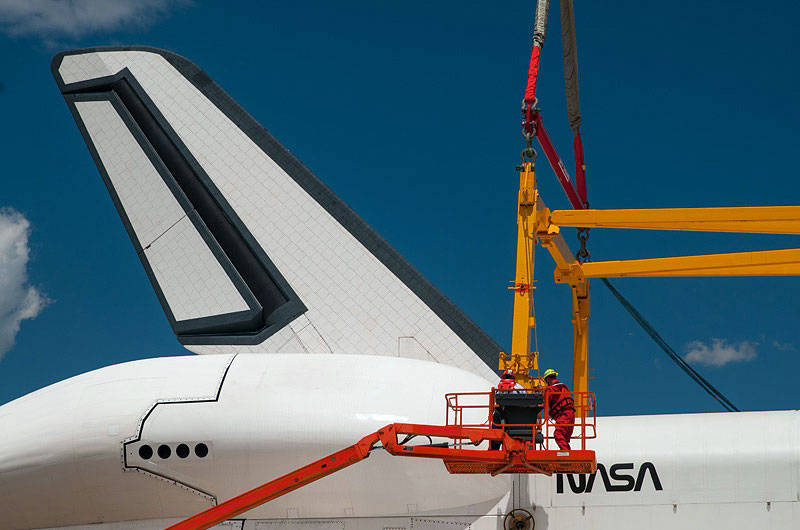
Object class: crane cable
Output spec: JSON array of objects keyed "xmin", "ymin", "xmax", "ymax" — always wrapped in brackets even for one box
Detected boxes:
[
  {"xmin": 524, "ymin": 0, "xmax": 550, "ymax": 104},
  {"xmin": 600, "ymin": 279, "xmax": 740, "ymax": 413}
]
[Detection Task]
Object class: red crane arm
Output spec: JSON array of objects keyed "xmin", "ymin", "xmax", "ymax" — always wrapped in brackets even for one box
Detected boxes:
[{"xmin": 534, "ymin": 113, "xmax": 587, "ymax": 210}]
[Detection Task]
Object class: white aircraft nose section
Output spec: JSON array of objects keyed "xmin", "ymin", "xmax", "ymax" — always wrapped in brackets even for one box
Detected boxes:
[
  {"xmin": 0, "ymin": 354, "xmax": 234, "ymax": 529},
  {"xmin": 123, "ymin": 354, "xmax": 509, "ymax": 519}
]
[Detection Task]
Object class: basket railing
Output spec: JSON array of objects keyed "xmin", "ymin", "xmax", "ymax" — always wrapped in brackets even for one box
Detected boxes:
[{"xmin": 444, "ymin": 389, "xmax": 597, "ymax": 450}]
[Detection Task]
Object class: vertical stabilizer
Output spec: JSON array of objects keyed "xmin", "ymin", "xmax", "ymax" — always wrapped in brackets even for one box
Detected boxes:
[{"xmin": 53, "ymin": 47, "xmax": 500, "ymax": 379}]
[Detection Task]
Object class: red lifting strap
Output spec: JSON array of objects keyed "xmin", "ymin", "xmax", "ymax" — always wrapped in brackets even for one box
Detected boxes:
[
  {"xmin": 524, "ymin": 45, "xmax": 542, "ymax": 104},
  {"xmin": 574, "ymin": 132, "xmax": 587, "ymax": 206}
]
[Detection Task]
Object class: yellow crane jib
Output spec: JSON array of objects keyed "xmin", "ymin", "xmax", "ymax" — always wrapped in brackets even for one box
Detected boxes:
[
  {"xmin": 500, "ymin": 162, "xmax": 800, "ymax": 414},
  {"xmin": 551, "ymin": 206, "xmax": 800, "ymax": 235},
  {"xmin": 544, "ymin": 207, "xmax": 800, "ymax": 278}
]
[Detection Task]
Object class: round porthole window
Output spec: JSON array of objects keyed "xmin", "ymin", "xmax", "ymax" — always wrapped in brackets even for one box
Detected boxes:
[
  {"xmin": 158, "ymin": 444, "xmax": 171, "ymax": 459},
  {"xmin": 195, "ymin": 443, "xmax": 209, "ymax": 458},
  {"xmin": 176, "ymin": 443, "xmax": 190, "ymax": 459},
  {"xmin": 138, "ymin": 444, "xmax": 153, "ymax": 459}
]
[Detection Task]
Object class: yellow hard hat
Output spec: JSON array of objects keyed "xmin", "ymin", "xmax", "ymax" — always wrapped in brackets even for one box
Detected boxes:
[{"xmin": 543, "ymin": 368, "xmax": 558, "ymax": 379}]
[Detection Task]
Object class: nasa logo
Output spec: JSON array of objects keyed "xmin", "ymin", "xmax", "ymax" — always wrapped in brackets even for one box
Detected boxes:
[{"xmin": 556, "ymin": 462, "xmax": 663, "ymax": 494}]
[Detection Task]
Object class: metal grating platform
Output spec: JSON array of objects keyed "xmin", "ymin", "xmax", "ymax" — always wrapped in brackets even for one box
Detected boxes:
[{"xmin": 444, "ymin": 449, "xmax": 596, "ymax": 475}]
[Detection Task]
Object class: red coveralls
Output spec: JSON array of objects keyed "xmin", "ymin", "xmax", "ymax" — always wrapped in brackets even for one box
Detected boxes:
[
  {"xmin": 497, "ymin": 378, "xmax": 517, "ymax": 391},
  {"xmin": 546, "ymin": 380, "xmax": 575, "ymax": 450},
  {"xmin": 491, "ymin": 377, "xmax": 520, "ymax": 449}
]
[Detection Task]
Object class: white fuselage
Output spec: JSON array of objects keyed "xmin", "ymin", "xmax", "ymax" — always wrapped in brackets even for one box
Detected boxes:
[
  {"xmin": 0, "ymin": 354, "xmax": 508, "ymax": 529},
  {"xmin": 0, "ymin": 355, "xmax": 797, "ymax": 529}
]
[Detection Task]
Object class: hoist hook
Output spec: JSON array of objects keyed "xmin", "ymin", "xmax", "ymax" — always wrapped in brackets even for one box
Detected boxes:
[
  {"xmin": 576, "ymin": 229, "xmax": 590, "ymax": 263},
  {"xmin": 521, "ymin": 98, "xmax": 539, "ymax": 164}
]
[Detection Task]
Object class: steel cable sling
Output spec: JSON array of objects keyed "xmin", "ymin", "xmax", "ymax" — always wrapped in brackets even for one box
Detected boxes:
[{"xmin": 600, "ymin": 278, "xmax": 740, "ymax": 412}]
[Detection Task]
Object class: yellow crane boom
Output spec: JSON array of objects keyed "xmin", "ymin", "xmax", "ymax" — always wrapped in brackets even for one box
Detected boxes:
[
  {"xmin": 500, "ymin": 163, "xmax": 800, "ymax": 419},
  {"xmin": 551, "ymin": 206, "xmax": 800, "ymax": 235}
]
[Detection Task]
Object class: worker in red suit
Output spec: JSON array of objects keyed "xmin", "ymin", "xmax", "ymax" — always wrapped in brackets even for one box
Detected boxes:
[
  {"xmin": 491, "ymin": 370, "xmax": 525, "ymax": 449},
  {"xmin": 497, "ymin": 369, "xmax": 525, "ymax": 392},
  {"xmin": 543, "ymin": 368, "xmax": 575, "ymax": 450}
]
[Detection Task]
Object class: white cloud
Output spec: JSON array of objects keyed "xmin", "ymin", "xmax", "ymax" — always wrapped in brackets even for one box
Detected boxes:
[
  {"xmin": 684, "ymin": 338, "xmax": 758, "ymax": 367},
  {"xmin": 0, "ymin": 0, "xmax": 189, "ymax": 39},
  {"xmin": 0, "ymin": 209, "xmax": 48, "ymax": 360},
  {"xmin": 772, "ymin": 340, "xmax": 795, "ymax": 352}
]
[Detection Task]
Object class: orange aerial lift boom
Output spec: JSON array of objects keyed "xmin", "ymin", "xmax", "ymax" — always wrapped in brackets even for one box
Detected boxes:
[{"xmin": 168, "ymin": 393, "xmax": 597, "ymax": 530}]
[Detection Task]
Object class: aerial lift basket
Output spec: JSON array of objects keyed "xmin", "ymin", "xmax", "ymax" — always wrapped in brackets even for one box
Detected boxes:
[{"xmin": 443, "ymin": 388, "xmax": 596, "ymax": 475}]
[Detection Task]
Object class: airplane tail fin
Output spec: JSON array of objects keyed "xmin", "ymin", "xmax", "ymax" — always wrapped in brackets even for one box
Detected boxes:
[{"xmin": 52, "ymin": 47, "xmax": 499, "ymax": 379}]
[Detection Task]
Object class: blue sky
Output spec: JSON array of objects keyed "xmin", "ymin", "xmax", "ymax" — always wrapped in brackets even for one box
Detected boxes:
[{"xmin": 0, "ymin": 1, "xmax": 798, "ymax": 414}]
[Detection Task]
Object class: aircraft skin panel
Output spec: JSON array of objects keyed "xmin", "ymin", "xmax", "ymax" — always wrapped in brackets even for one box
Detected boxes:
[
  {"xmin": 541, "ymin": 501, "xmax": 795, "ymax": 529},
  {"xmin": 74, "ymin": 99, "xmax": 185, "ymax": 250},
  {"xmin": 533, "ymin": 411, "xmax": 799, "ymax": 505},
  {"xmin": 32, "ymin": 503, "xmax": 800, "ymax": 530},
  {"xmin": 59, "ymin": 52, "xmax": 118, "ymax": 84},
  {"xmin": 68, "ymin": 90, "xmax": 262, "ymax": 333},
  {"xmin": 53, "ymin": 47, "xmax": 500, "ymax": 380},
  {"xmin": 74, "ymin": 97, "xmax": 251, "ymax": 322},
  {"xmin": 286, "ymin": 314, "xmax": 332, "ymax": 354},
  {"xmin": 143, "ymin": 215, "xmax": 251, "ymax": 322}
]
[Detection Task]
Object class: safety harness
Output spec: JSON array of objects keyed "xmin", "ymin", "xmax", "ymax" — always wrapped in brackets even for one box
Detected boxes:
[{"xmin": 548, "ymin": 382, "xmax": 575, "ymax": 417}]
